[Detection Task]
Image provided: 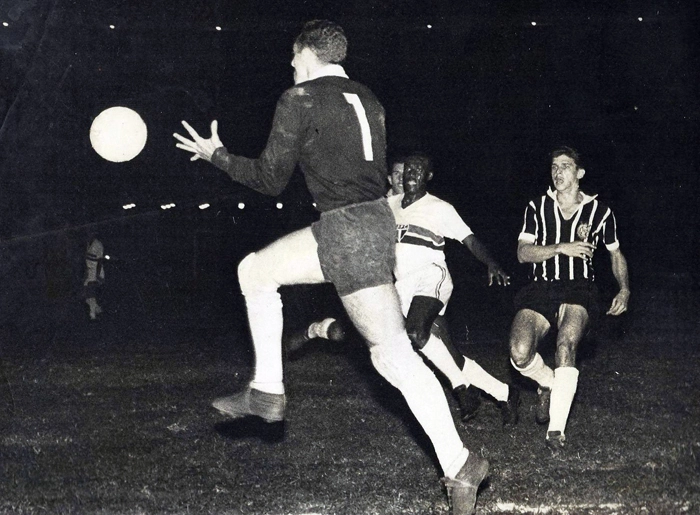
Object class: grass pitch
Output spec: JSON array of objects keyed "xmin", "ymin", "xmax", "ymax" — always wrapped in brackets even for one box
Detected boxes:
[{"xmin": 0, "ymin": 277, "xmax": 698, "ymax": 514}]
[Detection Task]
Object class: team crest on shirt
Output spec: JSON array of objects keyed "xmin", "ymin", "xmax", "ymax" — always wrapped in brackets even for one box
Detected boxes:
[
  {"xmin": 576, "ymin": 223, "xmax": 592, "ymax": 241},
  {"xmin": 396, "ymin": 224, "xmax": 409, "ymax": 242}
]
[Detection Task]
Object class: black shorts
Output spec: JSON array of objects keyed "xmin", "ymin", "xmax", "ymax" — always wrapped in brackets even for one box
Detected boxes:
[
  {"xmin": 514, "ymin": 280, "xmax": 600, "ymax": 328},
  {"xmin": 311, "ymin": 198, "xmax": 395, "ymax": 297}
]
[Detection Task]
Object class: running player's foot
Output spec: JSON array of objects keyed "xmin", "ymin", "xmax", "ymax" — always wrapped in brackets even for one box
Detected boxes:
[
  {"xmin": 212, "ymin": 388, "xmax": 286, "ymax": 423},
  {"xmin": 545, "ymin": 430, "xmax": 566, "ymax": 454},
  {"xmin": 442, "ymin": 451, "xmax": 490, "ymax": 515},
  {"xmin": 308, "ymin": 318, "xmax": 345, "ymax": 341},
  {"xmin": 284, "ymin": 329, "xmax": 311, "ymax": 356},
  {"xmin": 285, "ymin": 318, "xmax": 346, "ymax": 357},
  {"xmin": 535, "ymin": 386, "xmax": 551, "ymax": 425},
  {"xmin": 498, "ymin": 385, "xmax": 520, "ymax": 426},
  {"xmin": 453, "ymin": 385, "xmax": 481, "ymax": 422}
]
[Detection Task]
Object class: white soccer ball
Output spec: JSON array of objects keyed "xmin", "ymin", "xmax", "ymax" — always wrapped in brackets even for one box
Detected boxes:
[{"xmin": 90, "ymin": 106, "xmax": 148, "ymax": 162}]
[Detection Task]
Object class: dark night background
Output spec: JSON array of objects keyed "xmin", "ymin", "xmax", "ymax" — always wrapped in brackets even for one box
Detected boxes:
[{"xmin": 0, "ymin": 0, "xmax": 698, "ymax": 338}]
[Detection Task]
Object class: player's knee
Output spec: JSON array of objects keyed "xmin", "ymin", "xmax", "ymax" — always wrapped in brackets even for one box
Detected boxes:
[
  {"xmin": 237, "ymin": 252, "xmax": 278, "ymax": 297},
  {"xmin": 509, "ymin": 342, "xmax": 534, "ymax": 369},
  {"xmin": 369, "ymin": 338, "xmax": 417, "ymax": 388},
  {"xmin": 405, "ymin": 322, "xmax": 430, "ymax": 350}
]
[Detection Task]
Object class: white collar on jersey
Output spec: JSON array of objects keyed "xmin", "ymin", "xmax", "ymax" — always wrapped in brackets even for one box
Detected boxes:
[
  {"xmin": 547, "ymin": 187, "xmax": 597, "ymax": 205},
  {"xmin": 308, "ymin": 64, "xmax": 349, "ymax": 81}
]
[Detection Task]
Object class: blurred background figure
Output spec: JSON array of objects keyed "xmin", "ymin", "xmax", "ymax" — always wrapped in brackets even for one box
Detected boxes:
[{"xmin": 83, "ymin": 236, "xmax": 105, "ymax": 320}]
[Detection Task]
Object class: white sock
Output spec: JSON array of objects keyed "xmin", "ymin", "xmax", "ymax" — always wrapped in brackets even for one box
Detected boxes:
[
  {"xmin": 463, "ymin": 358, "xmax": 508, "ymax": 402},
  {"xmin": 420, "ymin": 334, "xmax": 466, "ymax": 389},
  {"xmin": 511, "ymin": 353, "xmax": 554, "ymax": 389},
  {"xmin": 245, "ymin": 292, "xmax": 285, "ymax": 394},
  {"xmin": 548, "ymin": 367, "xmax": 579, "ymax": 435},
  {"xmin": 444, "ymin": 447, "xmax": 470, "ymax": 479},
  {"xmin": 370, "ymin": 333, "xmax": 466, "ymax": 474},
  {"xmin": 308, "ymin": 318, "xmax": 336, "ymax": 339}
]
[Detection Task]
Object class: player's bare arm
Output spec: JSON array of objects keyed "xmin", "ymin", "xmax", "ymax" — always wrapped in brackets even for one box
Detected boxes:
[
  {"xmin": 607, "ymin": 247, "xmax": 630, "ymax": 316},
  {"xmin": 462, "ymin": 234, "xmax": 510, "ymax": 286},
  {"xmin": 517, "ymin": 240, "xmax": 595, "ymax": 264},
  {"xmin": 173, "ymin": 120, "xmax": 223, "ymax": 162}
]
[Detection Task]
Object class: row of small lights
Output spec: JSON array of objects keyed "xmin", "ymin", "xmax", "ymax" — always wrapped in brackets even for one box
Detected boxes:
[
  {"xmin": 112, "ymin": 19, "xmax": 651, "ymax": 30},
  {"xmin": 1, "ymin": 18, "xmax": 652, "ymax": 29},
  {"xmin": 122, "ymin": 201, "xmax": 310, "ymax": 211}
]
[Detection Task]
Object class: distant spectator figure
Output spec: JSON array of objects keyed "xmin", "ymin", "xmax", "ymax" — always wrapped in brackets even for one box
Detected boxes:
[{"xmin": 83, "ymin": 237, "xmax": 105, "ymax": 320}]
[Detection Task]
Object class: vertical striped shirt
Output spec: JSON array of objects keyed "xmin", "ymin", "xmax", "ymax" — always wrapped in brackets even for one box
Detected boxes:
[{"xmin": 518, "ymin": 188, "xmax": 620, "ymax": 282}]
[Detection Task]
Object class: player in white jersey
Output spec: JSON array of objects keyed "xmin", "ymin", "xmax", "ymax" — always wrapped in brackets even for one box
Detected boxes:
[
  {"xmin": 296, "ymin": 154, "xmax": 519, "ymax": 425},
  {"xmin": 292, "ymin": 153, "xmax": 520, "ymax": 424},
  {"xmin": 389, "ymin": 153, "xmax": 520, "ymax": 425}
]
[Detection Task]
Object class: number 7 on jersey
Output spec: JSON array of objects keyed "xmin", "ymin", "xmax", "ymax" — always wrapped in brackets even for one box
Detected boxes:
[{"xmin": 343, "ymin": 93, "xmax": 374, "ymax": 161}]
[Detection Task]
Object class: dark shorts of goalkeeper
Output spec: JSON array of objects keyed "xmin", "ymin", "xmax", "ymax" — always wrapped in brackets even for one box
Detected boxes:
[{"xmin": 311, "ymin": 197, "xmax": 395, "ymax": 297}]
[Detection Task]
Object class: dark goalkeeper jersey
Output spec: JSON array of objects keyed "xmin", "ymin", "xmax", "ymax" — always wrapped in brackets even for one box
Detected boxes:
[{"xmin": 211, "ymin": 73, "xmax": 388, "ymax": 212}]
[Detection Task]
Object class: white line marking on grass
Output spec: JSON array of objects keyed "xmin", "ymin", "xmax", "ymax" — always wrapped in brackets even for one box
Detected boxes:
[
  {"xmin": 495, "ymin": 503, "xmax": 624, "ymax": 513},
  {"xmin": 494, "ymin": 502, "xmax": 694, "ymax": 513}
]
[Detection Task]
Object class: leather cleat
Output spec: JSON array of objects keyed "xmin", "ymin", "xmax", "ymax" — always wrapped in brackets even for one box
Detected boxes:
[
  {"xmin": 498, "ymin": 386, "xmax": 520, "ymax": 426},
  {"xmin": 535, "ymin": 386, "xmax": 551, "ymax": 425},
  {"xmin": 442, "ymin": 451, "xmax": 490, "ymax": 515},
  {"xmin": 284, "ymin": 329, "xmax": 311, "ymax": 357},
  {"xmin": 546, "ymin": 430, "xmax": 566, "ymax": 454},
  {"xmin": 453, "ymin": 385, "xmax": 481, "ymax": 422},
  {"xmin": 212, "ymin": 387, "xmax": 286, "ymax": 423}
]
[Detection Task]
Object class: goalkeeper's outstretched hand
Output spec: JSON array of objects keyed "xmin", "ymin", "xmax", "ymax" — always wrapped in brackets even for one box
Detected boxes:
[{"xmin": 174, "ymin": 120, "xmax": 223, "ymax": 162}]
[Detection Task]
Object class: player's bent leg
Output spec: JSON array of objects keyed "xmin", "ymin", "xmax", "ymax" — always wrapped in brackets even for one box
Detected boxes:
[
  {"xmin": 509, "ymin": 309, "xmax": 554, "ymax": 425},
  {"xmin": 462, "ymin": 359, "xmax": 508, "ymax": 402},
  {"xmin": 407, "ymin": 297, "xmax": 482, "ymax": 423},
  {"xmin": 405, "ymin": 295, "xmax": 442, "ymax": 350},
  {"xmin": 238, "ymin": 226, "xmax": 327, "ymax": 389},
  {"xmin": 509, "ymin": 309, "xmax": 550, "ymax": 369},
  {"xmin": 214, "ymin": 227, "xmax": 326, "ymax": 421},
  {"xmin": 432, "ymin": 315, "xmax": 466, "ymax": 368},
  {"xmin": 407, "ymin": 297, "xmax": 464, "ymax": 387},
  {"xmin": 547, "ymin": 304, "xmax": 587, "ymax": 448},
  {"xmin": 554, "ymin": 303, "xmax": 588, "ymax": 368},
  {"xmin": 340, "ymin": 285, "xmax": 469, "ymax": 474}
]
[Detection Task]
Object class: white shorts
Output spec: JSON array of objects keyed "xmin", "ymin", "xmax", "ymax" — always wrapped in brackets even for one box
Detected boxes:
[{"xmin": 395, "ymin": 263, "xmax": 453, "ymax": 317}]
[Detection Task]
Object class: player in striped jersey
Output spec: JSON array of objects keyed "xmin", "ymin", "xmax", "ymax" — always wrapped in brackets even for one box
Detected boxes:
[
  {"xmin": 509, "ymin": 146, "xmax": 630, "ymax": 453},
  {"xmin": 175, "ymin": 20, "xmax": 488, "ymax": 514}
]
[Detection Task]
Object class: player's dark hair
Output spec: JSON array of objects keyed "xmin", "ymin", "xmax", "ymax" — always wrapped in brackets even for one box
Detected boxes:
[
  {"xmin": 551, "ymin": 146, "xmax": 582, "ymax": 168},
  {"xmin": 405, "ymin": 152, "xmax": 434, "ymax": 176},
  {"xmin": 294, "ymin": 20, "xmax": 347, "ymax": 64},
  {"xmin": 389, "ymin": 153, "xmax": 407, "ymax": 168}
]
